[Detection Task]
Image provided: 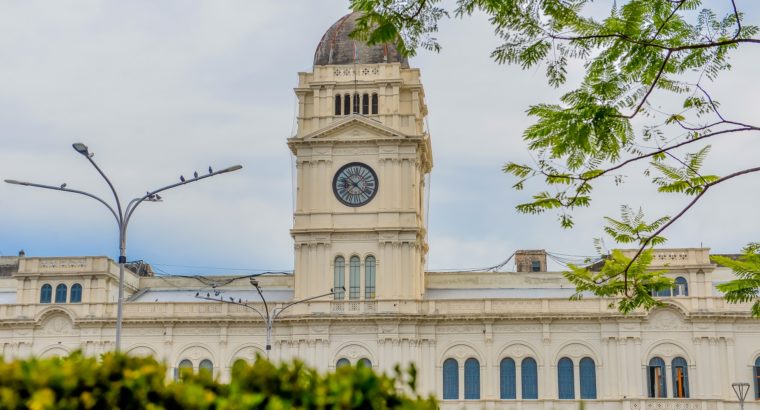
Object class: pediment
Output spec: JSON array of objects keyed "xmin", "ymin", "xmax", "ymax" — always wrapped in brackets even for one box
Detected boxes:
[{"xmin": 299, "ymin": 115, "xmax": 409, "ymax": 141}]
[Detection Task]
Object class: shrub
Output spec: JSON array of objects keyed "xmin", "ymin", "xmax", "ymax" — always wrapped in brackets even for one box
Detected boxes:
[{"xmin": 0, "ymin": 352, "xmax": 437, "ymax": 410}]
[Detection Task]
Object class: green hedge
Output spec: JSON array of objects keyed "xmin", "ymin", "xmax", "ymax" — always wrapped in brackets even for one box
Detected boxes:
[{"xmin": 0, "ymin": 352, "xmax": 437, "ymax": 409}]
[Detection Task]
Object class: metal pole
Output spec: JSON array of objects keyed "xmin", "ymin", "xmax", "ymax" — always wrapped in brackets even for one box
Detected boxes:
[{"xmin": 5, "ymin": 144, "xmax": 242, "ymax": 353}]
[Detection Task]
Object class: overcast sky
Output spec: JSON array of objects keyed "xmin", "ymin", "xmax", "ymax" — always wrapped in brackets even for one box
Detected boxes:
[{"xmin": 1, "ymin": 1, "xmax": 758, "ymax": 275}]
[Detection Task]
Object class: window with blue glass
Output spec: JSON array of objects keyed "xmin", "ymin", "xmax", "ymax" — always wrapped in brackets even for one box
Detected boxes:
[
  {"xmin": 40, "ymin": 284, "xmax": 52, "ymax": 303},
  {"xmin": 443, "ymin": 358, "xmax": 459, "ymax": 400},
  {"xmin": 336, "ymin": 358, "xmax": 350, "ymax": 368},
  {"xmin": 754, "ymin": 357, "xmax": 760, "ymax": 399},
  {"xmin": 558, "ymin": 357, "xmax": 575, "ymax": 399},
  {"xmin": 365, "ymin": 256, "xmax": 376, "ymax": 299},
  {"xmin": 70, "ymin": 283, "xmax": 82, "ymax": 303},
  {"xmin": 674, "ymin": 277, "xmax": 688, "ymax": 296},
  {"xmin": 671, "ymin": 357, "xmax": 689, "ymax": 398},
  {"xmin": 54, "ymin": 284, "xmax": 67, "ymax": 303},
  {"xmin": 358, "ymin": 358, "xmax": 371, "ymax": 368},
  {"xmin": 349, "ymin": 256, "xmax": 360, "ymax": 299},
  {"xmin": 579, "ymin": 357, "xmax": 597, "ymax": 399},
  {"xmin": 464, "ymin": 358, "xmax": 480, "ymax": 400},
  {"xmin": 500, "ymin": 358, "xmax": 516, "ymax": 399},
  {"xmin": 648, "ymin": 357, "xmax": 667, "ymax": 398},
  {"xmin": 521, "ymin": 357, "xmax": 538, "ymax": 399},
  {"xmin": 333, "ymin": 257, "xmax": 345, "ymax": 300}
]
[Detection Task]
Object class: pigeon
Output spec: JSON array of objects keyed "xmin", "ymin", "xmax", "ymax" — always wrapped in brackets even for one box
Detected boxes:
[
  {"xmin": 60, "ymin": 183, "xmax": 67, "ymax": 189},
  {"xmin": 195, "ymin": 292, "xmax": 199, "ymax": 297},
  {"xmin": 180, "ymin": 175, "xmax": 186, "ymax": 182},
  {"xmin": 156, "ymin": 194, "xmax": 162, "ymax": 200},
  {"xmin": 206, "ymin": 293, "xmax": 210, "ymax": 298},
  {"xmin": 208, "ymin": 166, "xmax": 213, "ymax": 174},
  {"xmin": 194, "ymin": 171, "xmax": 199, "ymax": 178},
  {"xmin": 229, "ymin": 296, "xmax": 234, "ymax": 302}
]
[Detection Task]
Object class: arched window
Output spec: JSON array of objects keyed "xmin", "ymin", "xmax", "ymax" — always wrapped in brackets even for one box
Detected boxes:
[
  {"xmin": 177, "ymin": 359, "xmax": 193, "ymax": 379},
  {"xmin": 672, "ymin": 357, "xmax": 689, "ymax": 398},
  {"xmin": 199, "ymin": 359, "xmax": 213, "ymax": 376},
  {"xmin": 40, "ymin": 284, "xmax": 52, "ymax": 303},
  {"xmin": 334, "ymin": 257, "xmax": 345, "ymax": 300},
  {"xmin": 674, "ymin": 277, "xmax": 688, "ymax": 296},
  {"xmin": 500, "ymin": 358, "xmax": 516, "ymax": 399},
  {"xmin": 521, "ymin": 357, "xmax": 538, "ymax": 399},
  {"xmin": 558, "ymin": 357, "xmax": 575, "ymax": 399},
  {"xmin": 579, "ymin": 357, "xmax": 597, "ymax": 399},
  {"xmin": 365, "ymin": 256, "xmax": 376, "ymax": 299},
  {"xmin": 648, "ymin": 357, "xmax": 667, "ymax": 398},
  {"xmin": 754, "ymin": 357, "xmax": 760, "ymax": 399},
  {"xmin": 334, "ymin": 95, "xmax": 342, "ymax": 115},
  {"xmin": 362, "ymin": 93, "xmax": 369, "ymax": 114},
  {"xmin": 464, "ymin": 358, "xmax": 480, "ymax": 399},
  {"xmin": 358, "ymin": 358, "xmax": 371, "ymax": 368},
  {"xmin": 371, "ymin": 93, "xmax": 378, "ymax": 114},
  {"xmin": 353, "ymin": 93, "xmax": 360, "ymax": 114},
  {"xmin": 55, "ymin": 284, "xmax": 67, "ymax": 303},
  {"xmin": 349, "ymin": 256, "xmax": 360, "ymax": 299},
  {"xmin": 336, "ymin": 358, "xmax": 350, "ymax": 368},
  {"xmin": 343, "ymin": 94, "xmax": 350, "ymax": 115},
  {"xmin": 70, "ymin": 283, "xmax": 82, "ymax": 303},
  {"xmin": 443, "ymin": 358, "xmax": 458, "ymax": 400}
]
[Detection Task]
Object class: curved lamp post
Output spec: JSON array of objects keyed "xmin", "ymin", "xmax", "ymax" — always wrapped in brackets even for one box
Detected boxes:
[
  {"xmin": 196, "ymin": 279, "xmax": 342, "ymax": 359},
  {"xmin": 5, "ymin": 143, "xmax": 242, "ymax": 351}
]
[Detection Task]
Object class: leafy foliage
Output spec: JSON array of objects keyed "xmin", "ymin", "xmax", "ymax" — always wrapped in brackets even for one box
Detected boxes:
[
  {"xmin": 565, "ymin": 249, "xmax": 671, "ymax": 313},
  {"xmin": 0, "ymin": 352, "xmax": 436, "ymax": 410},
  {"xmin": 713, "ymin": 243, "xmax": 760, "ymax": 317},
  {"xmin": 350, "ymin": 0, "xmax": 760, "ymax": 314}
]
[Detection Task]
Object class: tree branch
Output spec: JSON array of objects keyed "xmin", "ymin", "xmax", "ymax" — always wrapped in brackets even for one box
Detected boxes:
[{"xmin": 620, "ymin": 165, "xmax": 760, "ymax": 295}]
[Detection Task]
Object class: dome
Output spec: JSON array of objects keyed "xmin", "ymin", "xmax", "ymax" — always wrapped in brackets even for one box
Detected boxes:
[{"xmin": 314, "ymin": 12, "xmax": 409, "ymax": 67}]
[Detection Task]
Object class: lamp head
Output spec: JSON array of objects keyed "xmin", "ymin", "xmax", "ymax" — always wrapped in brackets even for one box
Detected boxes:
[
  {"xmin": 250, "ymin": 278, "xmax": 259, "ymax": 288},
  {"xmin": 72, "ymin": 143, "xmax": 89, "ymax": 156},
  {"xmin": 219, "ymin": 165, "xmax": 243, "ymax": 174}
]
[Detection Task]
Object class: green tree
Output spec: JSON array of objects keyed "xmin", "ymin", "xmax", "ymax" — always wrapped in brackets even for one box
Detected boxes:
[{"xmin": 349, "ymin": 0, "xmax": 760, "ymax": 314}]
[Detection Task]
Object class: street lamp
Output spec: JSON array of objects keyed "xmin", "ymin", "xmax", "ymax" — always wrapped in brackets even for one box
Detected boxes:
[
  {"xmin": 5, "ymin": 143, "xmax": 242, "ymax": 351},
  {"xmin": 732, "ymin": 382, "xmax": 750, "ymax": 410},
  {"xmin": 196, "ymin": 279, "xmax": 342, "ymax": 359}
]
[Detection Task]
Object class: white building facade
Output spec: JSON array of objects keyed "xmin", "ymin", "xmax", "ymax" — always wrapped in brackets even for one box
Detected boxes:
[{"xmin": 1, "ymin": 11, "xmax": 759, "ymax": 410}]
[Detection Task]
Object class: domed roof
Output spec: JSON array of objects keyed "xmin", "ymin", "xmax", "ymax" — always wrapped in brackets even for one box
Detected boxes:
[{"xmin": 314, "ymin": 12, "xmax": 409, "ymax": 67}]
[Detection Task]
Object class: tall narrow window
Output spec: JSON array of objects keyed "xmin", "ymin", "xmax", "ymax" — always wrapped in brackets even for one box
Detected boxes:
[
  {"xmin": 464, "ymin": 358, "xmax": 480, "ymax": 399},
  {"xmin": 371, "ymin": 93, "xmax": 378, "ymax": 114},
  {"xmin": 336, "ymin": 358, "xmax": 350, "ymax": 368},
  {"xmin": 674, "ymin": 277, "xmax": 688, "ymax": 296},
  {"xmin": 672, "ymin": 357, "xmax": 689, "ymax": 398},
  {"xmin": 334, "ymin": 95, "xmax": 342, "ymax": 115},
  {"xmin": 55, "ymin": 284, "xmax": 67, "ymax": 303},
  {"xmin": 521, "ymin": 358, "xmax": 538, "ymax": 399},
  {"xmin": 349, "ymin": 256, "xmax": 360, "ymax": 299},
  {"xmin": 531, "ymin": 260, "xmax": 541, "ymax": 272},
  {"xmin": 365, "ymin": 256, "xmax": 376, "ymax": 299},
  {"xmin": 558, "ymin": 357, "xmax": 575, "ymax": 399},
  {"xmin": 754, "ymin": 357, "xmax": 760, "ymax": 399},
  {"xmin": 334, "ymin": 257, "xmax": 345, "ymax": 300},
  {"xmin": 500, "ymin": 358, "xmax": 516, "ymax": 399},
  {"xmin": 443, "ymin": 358, "xmax": 459, "ymax": 400},
  {"xmin": 344, "ymin": 94, "xmax": 350, "ymax": 115},
  {"xmin": 362, "ymin": 93, "xmax": 369, "ymax": 114},
  {"xmin": 579, "ymin": 357, "xmax": 597, "ymax": 399},
  {"xmin": 40, "ymin": 284, "xmax": 52, "ymax": 303},
  {"xmin": 353, "ymin": 93, "xmax": 360, "ymax": 114},
  {"xmin": 70, "ymin": 283, "xmax": 82, "ymax": 303},
  {"xmin": 199, "ymin": 359, "xmax": 213, "ymax": 376},
  {"xmin": 648, "ymin": 357, "xmax": 667, "ymax": 398},
  {"xmin": 177, "ymin": 359, "xmax": 193, "ymax": 379}
]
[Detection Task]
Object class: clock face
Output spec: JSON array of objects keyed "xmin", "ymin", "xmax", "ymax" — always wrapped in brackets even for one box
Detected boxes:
[{"xmin": 333, "ymin": 162, "xmax": 378, "ymax": 207}]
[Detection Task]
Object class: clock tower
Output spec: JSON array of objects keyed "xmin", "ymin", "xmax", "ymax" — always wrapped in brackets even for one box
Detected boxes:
[{"xmin": 288, "ymin": 12, "xmax": 432, "ymax": 302}]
